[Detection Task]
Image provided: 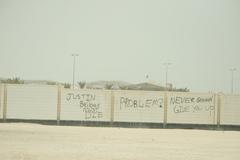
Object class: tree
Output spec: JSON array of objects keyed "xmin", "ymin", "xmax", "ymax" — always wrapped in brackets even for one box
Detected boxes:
[
  {"xmin": 46, "ymin": 81, "xmax": 56, "ymax": 85},
  {"xmin": 64, "ymin": 83, "xmax": 71, "ymax": 88},
  {"xmin": 1, "ymin": 77, "xmax": 24, "ymax": 84},
  {"xmin": 78, "ymin": 81, "xmax": 86, "ymax": 89},
  {"xmin": 105, "ymin": 83, "xmax": 113, "ymax": 90}
]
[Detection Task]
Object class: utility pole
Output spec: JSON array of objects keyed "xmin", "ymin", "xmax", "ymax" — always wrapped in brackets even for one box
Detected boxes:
[
  {"xmin": 229, "ymin": 68, "xmax": 237, "ymax": 94},
  {"xmin": 72, "ymin": 54, "xmax": 79, "ymax": 89},
  {"xmin": 163, "ymin": 63, "xmax": 171, "ymax": 91}
]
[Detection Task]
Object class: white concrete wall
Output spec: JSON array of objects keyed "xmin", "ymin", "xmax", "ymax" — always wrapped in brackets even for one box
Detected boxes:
[
  {"xmin": 61, "ymin": 89, "xmax": 111, "ymax": 121},
  {"xmin": 1, "ymin": 84, "xmax": 240, "ymax": 126},
  {"xmin": 220, "ymin": 94, "xmax": 240, "ymax": 125},
  {"xmin": 113, "ymin": 90, "xmax": 164, "ymax": 123},
  {"xmin": 6, "ymin": 84, "xmax": 57, "ymax": 120},
  {"xmin": 167, "ymin": 92, "xmax": 216, "ymax": 124},
  {"xmin": 0, "ymin": 84, "xmax": 3, "ymax": 119}
]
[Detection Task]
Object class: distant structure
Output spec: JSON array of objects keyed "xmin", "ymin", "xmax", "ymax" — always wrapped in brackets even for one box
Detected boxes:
[
  {"xmin": 166, "ymin": 83, "xmax": 173, "ymax": 90},
  {"xmin": 0, "ymin": 78, "xmax": 189, "ymax": 92}
]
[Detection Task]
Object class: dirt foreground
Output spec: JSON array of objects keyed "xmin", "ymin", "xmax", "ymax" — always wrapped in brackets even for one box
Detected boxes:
[{"xmin": 0, "ymin": 123, "xmax": 240, "ymax": 160}]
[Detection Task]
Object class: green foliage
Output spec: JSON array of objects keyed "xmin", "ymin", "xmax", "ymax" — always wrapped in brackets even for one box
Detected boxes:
[
  {"xmin": 78, "ymin": 81, "xmax": 86, "ymax": 89},
  {"xmin": 64, "ymin": 83, "xmax": 71, "ymax": 88},
  {"xmin": 105, "ymin": 83, "xmax": 113, "ymax": 90},
  {"xmin": 119, "ymin": 86, "xmax": 128, "ymax": 90},
  {"xmin": 46, "ymin": 81, "xmax": 56, "ymax": 85},
  {"xmin": 1, "ymin": 77, "xmax": 24, "ymax": 84}
]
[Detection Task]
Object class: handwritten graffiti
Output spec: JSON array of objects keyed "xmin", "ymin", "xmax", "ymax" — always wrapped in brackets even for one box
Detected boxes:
[
  {"xmin": 119, "ymin": 97, "xmax": 163, "ymax": 110},
  {"xmin": 173, "ymin": 105, "xmax": 215, "ymax": 114},
  {"xmin": 66, "ymin": 93, "xmax": 96, "ymax": 101},
  {"xmin": 66, "ymin": 93, "xmax": 103, "ymax": 120},
  {"xmin": 170, "ymin": 97, "xmax": 195, "ymax": 104},
  {"xmin": 196, "ymin": 97, "xmax": 213, "ymax": 103},
  {"xmin": 170, "ymin": 96, "xmax": 214, "ymax": 115},
  {"xmin": 174, "ymin": 105, "xmax": 190, "ymax": 113},
  {"xmin": 79, "ymin": 101, "xmax": 103, "ymax": 120},
  {"xmin": 170, "ymin": 96, "xmax": 213, "ymax": 105}
]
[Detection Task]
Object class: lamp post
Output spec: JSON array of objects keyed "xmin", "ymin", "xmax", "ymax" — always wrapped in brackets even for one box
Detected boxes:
[
  {"xmin": 229, "ymin": 68, "xmax": 237, "ymax": 94},
  {"xmin": 72, "ymin": 54, "xmax": 79, "ymax": 89},
  {"xmin": 163, "ymin": 63, "xmax": 171, "ymax": 91}
]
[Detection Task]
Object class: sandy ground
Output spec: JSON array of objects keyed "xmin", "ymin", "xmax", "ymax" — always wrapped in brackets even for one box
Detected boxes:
[{"xmin": 0, "ymin": 123, "xmax": 240, "ymax": 160}]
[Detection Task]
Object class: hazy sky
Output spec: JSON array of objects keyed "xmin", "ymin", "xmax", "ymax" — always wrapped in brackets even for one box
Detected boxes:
[{"xmin": 0, "ymin": 0, "xmax": 240, "ymax": 93}]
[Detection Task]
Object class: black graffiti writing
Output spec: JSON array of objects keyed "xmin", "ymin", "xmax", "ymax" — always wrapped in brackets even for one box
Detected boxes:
[
  {"xmin": 66, "ymin": 93, "xmax": 96, "ymax": 101},
  {"xmin": 120, "ymin": 97, "xmax": 163, "ymax": 110},
  {"xmin": 85, "ymin": 112, "xmax": 103, "ymax": 120},
  {"xmin": 196, "ymin": 97, "xmax": 213, "ymax": 103},
  {"xmin": 205, "ymin": 105, "xmax": 215, "ymax": 111},
  {"xmin": 170, "ymin": 96, "xmax": 195, "ymax": 105},
  {"xmin": 174, "ymin": 105, "xmax": 215, "ymax": 114},
  {"xmin": 170, "ymin": 96, "xmax": 213, "ymax": 105},
  {"xmin": 174, "ymin": 105, "xmax": 190, "ymax": 113},
  {"xmin": 79, "ymin": 101, "xmax": 102, "ymax": 119},
  {"xmin": 192, "ymin": 105, "xmax": 202, "ymax": 112},
  {"xmin": 80, "ymin": 101, "xmax": 100, "ymax": 110},
  {"xmin": 65, "ymin": 93, "xmax": 102, "ymax": 120}
]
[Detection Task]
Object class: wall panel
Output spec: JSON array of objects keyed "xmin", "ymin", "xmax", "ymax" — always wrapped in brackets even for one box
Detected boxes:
[
  {"xmin": 220, "ymin": 94, "xmax": 240, "ymax": 125},
  {"xmin": 7, "ymin": 84, "xmax": 57, "ymax": 120},
  {"xmin": 2, "ymin": 84, "xmax": 240, "ymax": 126},
  {"xmin": 61, "ymin": 89, "xmax": 111, "ymax": 121},
  {"xmin": 167, "ymin": 92, "xmax": 216, "ymax": 124},
  {"xmin": 0, "ymin": 84, "xmax": 3, "ymax": 119},
  {"xmin": 114, "ymin": 90, "xmax": 164, "ymax": 123}
]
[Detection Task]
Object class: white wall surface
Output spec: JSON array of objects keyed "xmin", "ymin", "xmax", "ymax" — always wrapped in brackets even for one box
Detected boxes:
[
  {"xmin": 167, "ymin": 92, "xmax": 216, "ymax": 124},
  {"xmin": 6, "ymin": 84, "xmax": 57, "ymax": 120},
  {"xmin": 61, "ymin": 89, "xmax": 111, "ymax": 121},
  {"xmin": 0, "ymin": 84, "xmax": 3, "ymax": 119},
  {"xmin": 1, "ymin": 84, "xmax": 240, "ymax": 126},
  {"xmin": 220, "ymin": 94, "xmax": 240, "ymax": 125},
  {"xmin": 113, "ymin": 90, "xmax": 164, "ymax": 123}
]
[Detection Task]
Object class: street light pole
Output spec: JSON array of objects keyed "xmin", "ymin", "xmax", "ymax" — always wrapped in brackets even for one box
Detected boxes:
[
  {"xmin": 163, "ymin": 63, "xmax": 171, "ymax": 91},
  {"xmin": 229, "ymin": 68, "xmax": 237, "ymax": 94},
  {"xmin": 72, "ymin": 54, "xmax": 79, "ymax": 89}
]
